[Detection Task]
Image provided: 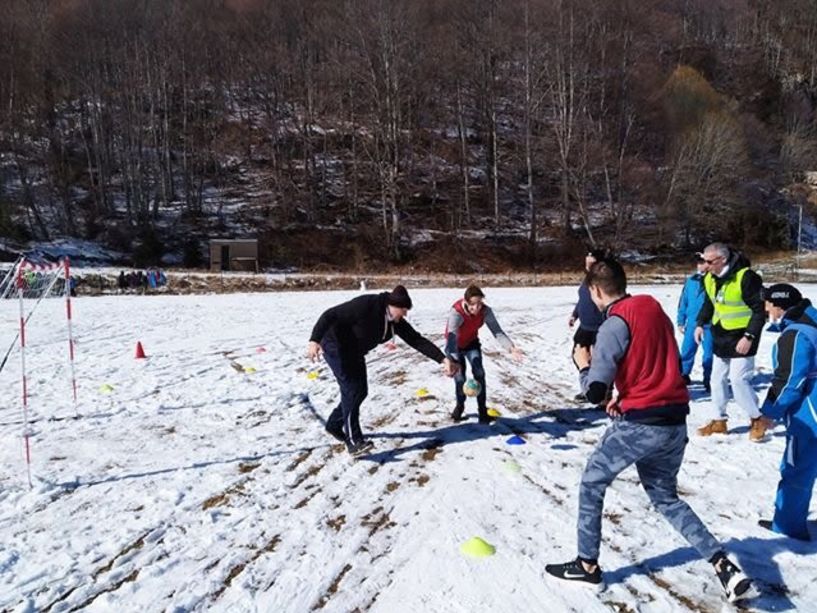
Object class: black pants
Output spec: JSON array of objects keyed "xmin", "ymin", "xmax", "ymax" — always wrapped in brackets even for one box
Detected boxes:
[
  {"xmin": 573, "ymin": 327, "xmax": 598, "ymax": 349},
  {"xmin": 322, "ymin": 335, "xmax": 367, "ymax": 443}
]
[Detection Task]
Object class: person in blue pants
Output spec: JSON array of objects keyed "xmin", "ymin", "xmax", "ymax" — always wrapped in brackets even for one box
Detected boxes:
[
  {"xmin": 760, "ymin": 283, "xmax": 817, "ymax": 541},
  {"xmin": 677, "ymin": 256, "xmax": 713, "ymax": 391}
]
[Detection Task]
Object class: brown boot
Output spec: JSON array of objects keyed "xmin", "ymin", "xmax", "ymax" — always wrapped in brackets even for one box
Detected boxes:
[
  {"xmin": 749, "ymin": 417, "xmax": 772, "ymax": 442},
  {"xmin": 697, "ymin": 419, "xmax": 728, "ymax": 436}
]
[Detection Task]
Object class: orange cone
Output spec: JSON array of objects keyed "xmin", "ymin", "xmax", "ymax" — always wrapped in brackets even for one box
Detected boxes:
[{"xmin": 135, "ymin": 341, "xmax": 146, "ymax": 359}]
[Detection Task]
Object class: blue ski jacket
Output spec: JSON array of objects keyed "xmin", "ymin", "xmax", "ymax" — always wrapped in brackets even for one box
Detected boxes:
[{"xmin": 761, "ymin": 300, "xmax": 817, "ymax": 439}]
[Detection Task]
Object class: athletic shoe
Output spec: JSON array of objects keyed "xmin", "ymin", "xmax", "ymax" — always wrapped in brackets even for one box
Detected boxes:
[
  {"xmin": 573, "ymin": 393, "xmax": 587, "ymax": 403},
  {"xmin": 711, "ymin": 553, "xmax": 754, "ymax": 602},
  {"xmin": 451, "ymin": 405, "xmax": 466, "ymax": 422},
  {"xmin": 544, "ymin": 558, "xmax": 604, "ymax": 591},
  {"xmin": 346, "ymin": 439, "xmax": 374, "ymax": 457},
  {"xmin": 477, "ymin": 409, "xmax": 496, "ymax": 425},
  {"xmin": 325, "ymin": 423, "xmax": 345, "ymax": 442}
]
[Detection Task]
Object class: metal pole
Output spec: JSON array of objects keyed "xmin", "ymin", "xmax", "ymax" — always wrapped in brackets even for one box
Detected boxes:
[
  {"xmin": 18, "ymin": 264, "xmax": 32, "ymax": 488},
  {"xmin": 797, "ymin": 204, "xmax": 803, "ymax": 280}
]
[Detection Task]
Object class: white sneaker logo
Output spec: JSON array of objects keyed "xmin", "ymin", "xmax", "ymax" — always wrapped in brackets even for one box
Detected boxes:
[{"xmin": 563, "ymin": 571, "xmax": 587, "ymax": 579}]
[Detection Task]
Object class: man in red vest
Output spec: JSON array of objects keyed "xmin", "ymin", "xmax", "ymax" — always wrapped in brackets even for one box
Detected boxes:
[
  {"xmin": 445, "ymin": 285, "xmax": 523, "ymax": 423},
  {"xmin": 545, "ymin": 258, "xmax": 754, "ymax": 603}
]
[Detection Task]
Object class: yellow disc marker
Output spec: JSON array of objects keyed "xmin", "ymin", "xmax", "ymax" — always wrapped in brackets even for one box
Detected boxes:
[
  {"xmin": 98, "ymin": 384, "xmax": 114, "ymax": 394},
  {"xmin": 415, "ymin": 387, "xmax": 430, "ymax": 398},
  {"xmin": 487, "ymin": 408, "xmax": 502, "ymax": 417},
  {"xmin": 502, "ymin": 459, "xmax": 522, "ymax": 474},
  {"xmin": 459, "ymin": 536, "xmax": 496, "ymax": 558},
  {"xmin": 244, "ymin": 366, "xmax": 257, "ymax": 374},
  {"xmin": 307, "ymin": 371, "xmax": 320, "ymax": 380}
]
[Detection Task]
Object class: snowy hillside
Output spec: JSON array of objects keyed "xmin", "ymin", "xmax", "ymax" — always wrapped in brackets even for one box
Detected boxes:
[{"xmin": 0, "ymin": 286, "xmax": 815, "ymax": 612}]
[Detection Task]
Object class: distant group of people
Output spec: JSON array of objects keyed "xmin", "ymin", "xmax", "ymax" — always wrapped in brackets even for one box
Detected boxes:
[
  {"xmin": 305, "ymin": 240, "xmax": 815, "ymax": 604},
  {"xmin": 117, "ymin": 269, "xmax": 167, "ymax": 293}
]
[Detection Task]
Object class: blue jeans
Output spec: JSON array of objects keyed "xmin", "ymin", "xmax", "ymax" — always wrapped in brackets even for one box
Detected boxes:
[
  {"xmin": 578, "ymin": 419, "xmax": 721, "ymax": 562},
  {"xmin": 453, "ymin": 347, "xmax": 486, "ymax": 411},
  {"xmin": 680, "ymin": 324, "xmax": 713, "ymax": 384}
]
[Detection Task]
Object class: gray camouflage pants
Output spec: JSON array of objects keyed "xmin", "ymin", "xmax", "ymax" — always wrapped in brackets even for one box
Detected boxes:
[{"xmin": 577, "ymin": 419, "xmax": 721, "ymax": 562}]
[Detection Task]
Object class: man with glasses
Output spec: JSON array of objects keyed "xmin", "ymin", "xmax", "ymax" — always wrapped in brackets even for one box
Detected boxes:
[
  {"xmin": 677, "ymin": 256, "xmax": 713, "ymax": 392},
  {"xmin": 694, "ymin": 242, "xmax": 767, "ymax": 441},
  {"xmin": 446, "ymin": 285, "xmax": 524, "ymax": 423}
]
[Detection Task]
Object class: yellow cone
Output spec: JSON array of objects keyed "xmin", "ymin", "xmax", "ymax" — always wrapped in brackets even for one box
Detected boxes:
[
  {"xmin": 502, "ymin": 459, "xmax": 522, "ymax": 474},
  {"xmin": 307, "ymin": 371, "xmax": 319, "ymax": 380},
  {"xmin": 98, "ymin": 384, "xmax": 114, "ymax": 394},
  {"xmin": 459, "ymin": 536, "xmax": 496, "ymax": 558},
  {"xmin": 415, "ymin": 387, "xmax": 430, "ymax": 398},
  {"xmin": 487, "ymin": 408, "xmax": 501, "ymax": 417}
]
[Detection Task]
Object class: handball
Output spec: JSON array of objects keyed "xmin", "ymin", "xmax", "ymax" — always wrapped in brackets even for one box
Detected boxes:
[{"xmin": 463, "ymin": 379, "xmax": 482, "ymax": 397}]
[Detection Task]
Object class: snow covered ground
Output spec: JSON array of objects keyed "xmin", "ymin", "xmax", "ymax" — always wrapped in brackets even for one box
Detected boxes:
[{"xmin": 1, "ymin": 285, "xmax": 815, "ymax": 612}]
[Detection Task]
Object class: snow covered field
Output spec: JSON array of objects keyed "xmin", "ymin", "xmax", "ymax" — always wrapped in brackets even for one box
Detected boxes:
[{"xmin": 1, "ymin": 286, "xmax": 815, "ymax": 612}]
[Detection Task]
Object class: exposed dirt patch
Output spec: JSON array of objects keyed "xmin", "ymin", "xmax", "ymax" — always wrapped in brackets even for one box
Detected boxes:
[
  {"xmin": 361, "ymin": 507, "xmax": 397, "ymax": 537},
  {"xmin": 604, "ymin": 512, "xmax": 622, "ymax": 525},
  {"xmin": 238, "ymin": 462, "xmax": 260, "ymax": 474},
  {"xmin": 211, "ymin": 534, "xmax": 281, "ymax": 601},
  {"xmin": 286, "ymin": 449, "xmax": 313, "ymax": 472},
  {"xmin": 312, "ymin": 563, "xmax": 353, "ymax": 610},
  {"xmin": 326, "ymin": 515, "xmax": 346, "ymax": 532},
  {"xmin": 92, "ymin": 534, "xmax": 146, "ymax": 578},
  {"xmin": 294, "ymin": 490, "xmax": 320, "ymax": 509},
  {"xmin": 421, "ymin": 439, "xmax": 444, "ymax": 462},
  {"xmin": 385, "ymin": 481, "xmax": 400, "ymax": 493},
  {"xmin": 202, "ymin": 482, "xmax": 247, "ymax": 510},
  {"xmin": 649, "ymin": 574, "xmax": 709, "ymax": 612}
]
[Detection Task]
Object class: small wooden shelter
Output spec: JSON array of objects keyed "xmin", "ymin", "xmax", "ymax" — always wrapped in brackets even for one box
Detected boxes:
[{"xmin": 209, "ymin": 239, "xmax": 259, "ymax": 272}]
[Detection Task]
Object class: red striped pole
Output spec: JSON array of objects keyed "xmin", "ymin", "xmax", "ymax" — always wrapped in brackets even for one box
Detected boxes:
[
  {"xmin": 17, "ymin": 261, "xmax": 32, "ymax": 488},
  {"xmin": 63, "ymin": 258, "xmax": 78, "ymax": 413}
]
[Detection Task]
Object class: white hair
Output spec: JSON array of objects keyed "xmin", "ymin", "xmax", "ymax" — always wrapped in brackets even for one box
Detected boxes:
[{"xmin": 704, "ymin": 242, "xmax": 730, "ymax": 259}]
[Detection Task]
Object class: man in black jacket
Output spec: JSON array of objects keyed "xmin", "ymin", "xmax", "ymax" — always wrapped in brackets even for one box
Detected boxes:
[
  {"xmin": 694, "ymin": 243, "xmax": 767, "ymax": 440},
  {"xmin": 308, "ymin": 285, "xmax": 458, "ymax": 456}
]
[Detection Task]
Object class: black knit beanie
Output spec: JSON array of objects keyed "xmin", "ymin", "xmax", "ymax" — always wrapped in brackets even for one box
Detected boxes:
[{"xmin": 387, "ymin": 285, "xmax": 413, "ymax": 309}]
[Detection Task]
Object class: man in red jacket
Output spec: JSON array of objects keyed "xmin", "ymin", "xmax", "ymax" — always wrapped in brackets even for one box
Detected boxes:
[{"xmin": 545, "ymin": 258, "xmax": 753, "ymax": 603}]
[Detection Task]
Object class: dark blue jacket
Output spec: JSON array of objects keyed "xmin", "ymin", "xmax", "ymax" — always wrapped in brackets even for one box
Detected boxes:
[{"xmin": 572, "ymin": 283, "xmax": 603, "ymax": 332}]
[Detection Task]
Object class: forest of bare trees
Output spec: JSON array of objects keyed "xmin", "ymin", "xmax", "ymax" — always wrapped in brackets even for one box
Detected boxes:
[{"xmin": 1, "ymin": 0, "xmax": 817, "ymax": 269}]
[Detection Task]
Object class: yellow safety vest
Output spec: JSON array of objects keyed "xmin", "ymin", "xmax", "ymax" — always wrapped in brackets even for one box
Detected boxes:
[{"xmin": 704, "ymin": 268, "xmax": 752, "ymax": 330}]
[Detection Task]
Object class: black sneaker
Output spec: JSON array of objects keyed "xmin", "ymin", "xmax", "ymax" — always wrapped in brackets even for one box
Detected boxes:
[
  {"xmin": 544, "ymin": 558, "xmax": 604, "ymax": 591},
  {"xmin": 573, "ymin": 393, "xmax": 587, "ymax": 403},
  {"xmin": 346, "ymin": 439, "xmax": 374, "ymax": 457},
  {"xmin": 478, "ymin": 410, "xmax": 496, "ymax": 425},
  {"xmin": 451, "ymin": 405, "xmax": 466, "ymax": 422},
  {"xmin": 712, "ymin": 553, "xmax": 754, "ymax": 603},
  {"xmin": 325, "ymin": 424, "xmax": 345, "ymax": 442},
  {"xmin": 758, "ymin": 519, "xmax": 774, "ymax": 533}
]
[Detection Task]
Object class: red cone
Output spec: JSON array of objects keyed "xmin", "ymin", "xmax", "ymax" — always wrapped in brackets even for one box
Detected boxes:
[{"xmin": 135, "ymin": 341, "xmax": 146, "ymax": 359}]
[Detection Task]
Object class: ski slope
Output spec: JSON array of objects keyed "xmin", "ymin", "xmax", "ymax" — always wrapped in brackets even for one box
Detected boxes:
[{"xmin": 1, "ymin": 286, "xmax": 815, "ymax": 612}]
